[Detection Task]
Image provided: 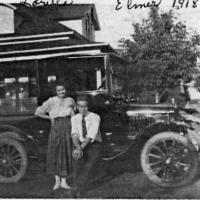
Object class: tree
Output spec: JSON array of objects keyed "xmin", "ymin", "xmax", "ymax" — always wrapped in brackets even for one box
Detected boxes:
[{"xmin": 119, "ymin": 7, "xmax": 200, "ymax": 100}]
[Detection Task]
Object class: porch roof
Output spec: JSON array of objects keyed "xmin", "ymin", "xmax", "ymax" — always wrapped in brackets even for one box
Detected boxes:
[
  {"xmin": 0, "ymin": 31, "xmax": 93, "ymax": 51},
  {"xmin": 0, "ymin": 31, "xmax": 128, "ymax": 63}
]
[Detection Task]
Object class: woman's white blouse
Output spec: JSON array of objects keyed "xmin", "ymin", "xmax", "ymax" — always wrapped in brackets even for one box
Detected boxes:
[{"xmin": 35, "ymin": 96, "xmax": 75, "ymax": 119}]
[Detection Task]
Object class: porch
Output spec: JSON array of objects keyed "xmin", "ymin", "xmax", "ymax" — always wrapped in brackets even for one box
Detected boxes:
[{"xmin": 0, "ymin": 33, "xmax": 128, "ymax": 115}]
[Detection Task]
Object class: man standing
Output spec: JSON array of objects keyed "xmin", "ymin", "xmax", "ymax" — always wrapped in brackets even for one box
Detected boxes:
[{"xmin": 71, "ymin": 96, "xmax": 102, "ymax": 195}]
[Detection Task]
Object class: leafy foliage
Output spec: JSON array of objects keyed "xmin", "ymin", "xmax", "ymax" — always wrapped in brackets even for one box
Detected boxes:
[{"xmin": 120, "ymin": 7, "xmax": 200, "ymax": 95}]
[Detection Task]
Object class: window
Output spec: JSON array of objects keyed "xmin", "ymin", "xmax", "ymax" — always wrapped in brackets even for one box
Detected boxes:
[
  {"xmin": 5, "ymin": 78, "xmax": 16, "ymax": 83},
  {"xmin": 18, "ymin": 77, "xmax": 29, "ymax": 83},
  {"xmin": 48, "ymin": 75, "xmax": 56, "ymax": 83},
  {"xmin": 0, "ymin": 5, "xmax": 14, "ymax": 34}
]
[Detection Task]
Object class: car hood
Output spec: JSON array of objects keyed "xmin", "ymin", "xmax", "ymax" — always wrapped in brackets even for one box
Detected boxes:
[{"xmin": 126, "ymin": 104, "xmax": 174, "ymax": 117}]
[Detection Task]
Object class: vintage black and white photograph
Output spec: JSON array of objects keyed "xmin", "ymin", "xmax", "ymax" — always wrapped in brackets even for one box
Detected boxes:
[{"xmin": 0, "ymin": 0, "xmax": 200, "ymax": 198}]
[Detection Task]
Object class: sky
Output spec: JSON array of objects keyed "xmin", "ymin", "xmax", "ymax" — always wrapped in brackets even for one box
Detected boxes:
[{"xmin": 2, "ymin": 0, "xmax": 200, "ymax": 48}]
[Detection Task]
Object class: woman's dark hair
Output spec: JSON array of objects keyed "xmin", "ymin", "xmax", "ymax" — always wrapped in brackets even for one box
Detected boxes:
[{"xmin": 54, "ymin": 80, "xmax": 66, "ymax": 90}]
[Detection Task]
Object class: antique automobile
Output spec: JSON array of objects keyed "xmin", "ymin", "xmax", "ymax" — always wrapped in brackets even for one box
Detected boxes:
[{"xmin": 1, "ymin": 90, "xmax": 200, "ymax": 188}]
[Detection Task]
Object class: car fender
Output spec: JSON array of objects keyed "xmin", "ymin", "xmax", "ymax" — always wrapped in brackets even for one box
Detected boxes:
[
  {"xmin": 0, "ymin": 125, "xmax": 35, "ymax": 142},
  {"xmin": 131, "ymin": 121, "xmax": 188, "ymax": 153},
  {"xmin": 0, "ymin": 125, "xmax": 25, "ymax": 137},
  {"xmin": 0, "ymin": 131, "xmax": 25, "ymax": 141},
  {"xmin": 143, "ymin": 121, "xmax": 187, "ymax": 138},
  {"xmin": 0, "ymin": 130, "xmax": 37, "ymax": 156}
]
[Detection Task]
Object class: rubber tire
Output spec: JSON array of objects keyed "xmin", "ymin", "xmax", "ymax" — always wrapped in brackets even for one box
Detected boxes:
[
  {"xmin": 141, "ymin": 132, "xmax": 199, "ymax": 188},
  {"xmin": 0, "ymin": 138, "xmax": 28, "ymax": 183}
]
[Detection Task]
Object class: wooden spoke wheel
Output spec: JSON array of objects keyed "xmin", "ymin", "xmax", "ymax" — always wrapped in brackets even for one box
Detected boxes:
[
  {"xmin": 0, "ymin": 138, "xmax": 27, "ymax": 183},
  {"xmin": 141, "ymin": 132, "xmax": 199, "ymax": 187}
]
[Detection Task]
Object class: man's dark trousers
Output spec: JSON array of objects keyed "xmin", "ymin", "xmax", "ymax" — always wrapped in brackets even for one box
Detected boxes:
[{"xmin": 73, "ymin": 142, "xmax": 102, "ymax": 192}]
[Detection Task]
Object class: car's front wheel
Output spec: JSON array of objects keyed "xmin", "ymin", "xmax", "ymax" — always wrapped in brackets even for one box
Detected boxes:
[
  {"xmin": 141, "ymin": 132, "xmax": 199, "ymax": 187},
  {"xmin": 0, "ymin": 138, "xmax": 28, "ymax": 183}
]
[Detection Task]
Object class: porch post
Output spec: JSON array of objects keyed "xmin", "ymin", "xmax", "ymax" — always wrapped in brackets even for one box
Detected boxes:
[
  {"xmin": 104, "ymin": 54, "xmax": 112, "ymax": 94},
  {"xmin": 96, "ymin": 69, "xmax": 102, "ymax": 89},
  {"xmin": 35, "ymin": 60, "xmax": 40, "ymax": 98}
]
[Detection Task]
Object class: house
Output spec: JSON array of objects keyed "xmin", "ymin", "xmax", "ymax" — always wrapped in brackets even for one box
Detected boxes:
[{"xmin": 0, "ymin": 3, "xmax": 129, "ymax": 115}]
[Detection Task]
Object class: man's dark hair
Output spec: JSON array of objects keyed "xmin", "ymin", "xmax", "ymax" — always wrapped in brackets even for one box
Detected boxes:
[{"xmin": 76, "ymin": 95, "xmax": 88, "ymax": 103}]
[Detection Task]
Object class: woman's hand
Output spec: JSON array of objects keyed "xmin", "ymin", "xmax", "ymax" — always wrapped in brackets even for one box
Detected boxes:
[
  {"xmin": 50, "ymin": 118, "xmax": 54, "ymax": 126},
  {"xmin": 35, "ymin": 110, "xmax": 53, "ymax": 127},
  {"xmin": 35, "ymin": 110, "xmax": 51, "ymax": 120}
]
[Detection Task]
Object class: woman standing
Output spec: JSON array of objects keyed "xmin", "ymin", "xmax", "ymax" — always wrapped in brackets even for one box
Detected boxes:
[{"xmin": 35, "ymin": 82, "xmax": 75, "ymax": 190}]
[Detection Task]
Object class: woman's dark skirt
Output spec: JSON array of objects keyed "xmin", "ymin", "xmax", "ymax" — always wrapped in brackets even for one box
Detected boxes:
[{"xmin": 47, "ymin": 117, "xmax": 72, "ymax": 178}]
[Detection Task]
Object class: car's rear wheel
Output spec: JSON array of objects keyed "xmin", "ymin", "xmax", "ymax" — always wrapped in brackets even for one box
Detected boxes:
[
  {"xmin": 0, "ymin": 138, "xmax": 28, "ymax": 183},
  {"xmin": 141, "ymin": 132, "xmax": 199, "ymax": 187}
]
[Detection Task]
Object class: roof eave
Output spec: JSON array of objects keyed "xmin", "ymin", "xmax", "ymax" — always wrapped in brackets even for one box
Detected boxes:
[
  {"xmin": 91, "ymin": 5, "xmax": 101, "ymax": 31},
  {"xmin": 0, "ymin": 3, "xmax": 17, "ymax": 10}
]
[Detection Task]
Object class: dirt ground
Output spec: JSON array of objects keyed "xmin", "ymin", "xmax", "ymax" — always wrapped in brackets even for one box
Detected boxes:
[{"xmin": 1, "ymin": 149, "xmax": 200, "ymax": 199}]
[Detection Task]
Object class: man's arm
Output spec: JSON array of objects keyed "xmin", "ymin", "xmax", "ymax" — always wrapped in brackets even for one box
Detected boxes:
[
  {"xmin": 81, "ymin": 138, "xmax": 92, "ymax": 150},
  {"xmin": 72, "ymin": 135, "xmax": 83, "ymax": 160},
  {"xmin": 72, "ymin": 135, "xmax": 81, "ymax": 149},
  {"xmin": 81, "ymin": 114, "xmax": 101, "ymax": 149}
]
